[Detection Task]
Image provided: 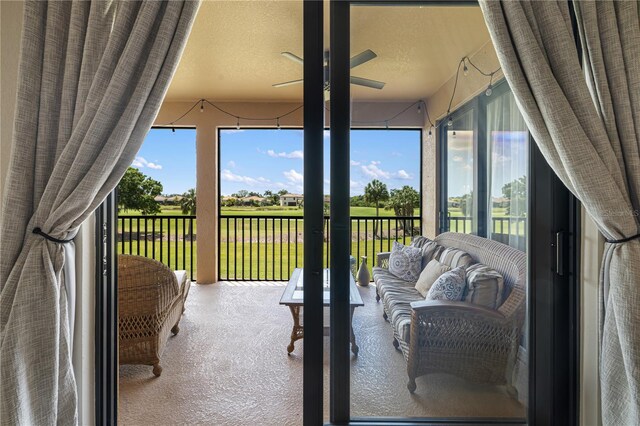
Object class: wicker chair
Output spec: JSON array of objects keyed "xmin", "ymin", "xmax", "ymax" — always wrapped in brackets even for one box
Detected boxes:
[
  {"xmin": 118, "ymin": 255, "xmax": 190, "ymax": 377},
  {"xmin": 374, "ymin": 232, "xmax": 526, "ymax": 394}
]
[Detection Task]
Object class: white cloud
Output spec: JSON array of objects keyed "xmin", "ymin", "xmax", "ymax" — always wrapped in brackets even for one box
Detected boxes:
[
  {"xmin": 350, "ymin": 160, "xmax": 361, "ymax": 166},
  {"xmin": 452, "ymin": 155, "xmax": 464, "ymax": 162},
  {"xmin": 227, "ymin": 160, "xmax": 236, "ymax": 168},
  {"xmin": 132, "ymin": 156, "xmax": 162, "ymax": 170},
  {"xmin": 361, "ymin": 162, "xmax": 391, "ymax": 179},
  {"xmin": 396, "ymin": 170, "xmax": 411, "ymax": 180},
  {"xmin": 284, "ymin": 169, "xmax": 304, "ymax": 184},
  {"xmin": 360, "ymin": 161, "xmax": 412, "ymax": 181},
  {"xmin": 267, "ymin": 149, "xmax": 304, "ymax": 159},
  {"xmin": 221, "ymin": 169, "xmax": 270, "ymax": 186}
]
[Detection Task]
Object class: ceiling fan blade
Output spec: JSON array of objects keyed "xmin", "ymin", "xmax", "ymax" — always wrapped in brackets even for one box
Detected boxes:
[
  {"xmin": 350, "ymin": 49, "xmax": 377, "ymax": 69},
  {"xmin": 272, "ymin": 79, "xmax": 304, "ymax": 88},
  {"xmin": 281, "ymin": 51, "xmax": 304, "ymax": 65},
  {"xmin": 350, "ymin": 76, "xmax": 385, "ymax": 90}
]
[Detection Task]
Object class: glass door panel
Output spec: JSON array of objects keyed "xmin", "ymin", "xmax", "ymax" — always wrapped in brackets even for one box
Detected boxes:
[
  {"xmin": 486, "ymin": 86, "xmax": 529, "ymax": 252},
  {"xmin": 447, "ymin": 107, "xmax": 477, "ymax": 234},
  {"xmin": 335, "ymin": 2, "xmax": 529, "ymax": 422}
]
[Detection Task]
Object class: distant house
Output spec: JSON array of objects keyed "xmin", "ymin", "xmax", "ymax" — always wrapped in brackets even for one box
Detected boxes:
[
  {"xmin": 154, "ymin": 195, "xmax": 183, "ymax": 204},
  {"xmin": 279, "ymin": 193, "xmax": 303, "ymax": 207},
  {"xmin": 241, "ymin": 195, "xmax": 266, "ymax": 205}
]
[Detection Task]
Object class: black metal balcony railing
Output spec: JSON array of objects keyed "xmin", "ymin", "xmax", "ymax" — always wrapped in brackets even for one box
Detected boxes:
[
  {"xmin": 218, "ymin": 215, "xmax": 421, "ymax": 281},
  {"xmin": 117, "ymin": 215, "xmax": 196, "ymax": 279},
  {"xmin": 446, "ymin": 215, "xmax": 527, "ymax": 235},
  {"xmin": 116, "ymin": 214, "xmax": 527, "ymax": 283},
  {"xmin": 447, "ymin": 215, "xmax": 527, "ymax": 251}
]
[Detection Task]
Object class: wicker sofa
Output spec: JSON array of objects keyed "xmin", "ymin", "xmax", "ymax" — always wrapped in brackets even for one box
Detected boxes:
[
  {"xmin": 373, "ymin": 232, "xmax": 526, "ymax": 394},
  {"xmin": 118, "ymin": 255, "xmax": 191, "ymax": 377}
]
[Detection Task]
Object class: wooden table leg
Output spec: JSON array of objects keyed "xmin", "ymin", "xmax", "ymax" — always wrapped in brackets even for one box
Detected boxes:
[
  {"xmin": 287, "ymin": 305, "xmax": 303, "ymax": 354},
  {"xmin": 350, "ymin": 306, "xmax": 359, "ymax": 356}
]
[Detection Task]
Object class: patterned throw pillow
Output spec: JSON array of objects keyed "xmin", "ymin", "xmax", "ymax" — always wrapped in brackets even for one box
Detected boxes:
[
  {"xmin": 388, "ymin": 241, "xmax": 424, "ymax": 282},
  {"xmin": 464, "ymin": 263, "xmax": 505, "ymax": 309},
  {"xmin": 438, "ymin": 247, "xmax": 476, "ymax": 269},
  {"xmin": 426, "ymin": 266, "xmax": 467, "ymax": 301}
]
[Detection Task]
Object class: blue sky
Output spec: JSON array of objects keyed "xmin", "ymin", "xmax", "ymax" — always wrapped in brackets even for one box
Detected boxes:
[
  {"xmin": 130, "ymin": 127, "xmax": 525, "ymax": 199},
  {"xmin": 220, "ymin": 129, "xmax": 421, "ymax": 196},
  {"xmin": 131, "ymin": 128, "xmax": 196, "ymax": 195}
]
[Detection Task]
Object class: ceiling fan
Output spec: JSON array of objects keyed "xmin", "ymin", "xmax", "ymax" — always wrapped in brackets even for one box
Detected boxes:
[{"xmin": 273, "ymin": 49, "xmax": 386, "ymax": 91}]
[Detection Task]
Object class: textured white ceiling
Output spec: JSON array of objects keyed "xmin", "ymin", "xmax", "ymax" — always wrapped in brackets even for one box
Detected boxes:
[{"xmin": 165, "ymin": 2, "xmax": 493, "ymax": 102}]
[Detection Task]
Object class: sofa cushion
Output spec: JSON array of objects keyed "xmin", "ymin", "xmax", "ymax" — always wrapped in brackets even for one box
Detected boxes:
[
  {"xmin": 415, "ymin": 259, "xmax": 451, "ymax": 297},
  {"xmin": 388, "ymin": 241, "xmax": 423, "ymax": 282},
  {"xmin": 410, "ymin": 237, "xmax": 444, "ymax": 268},
  {"xmin": 438, "ymin": 247, "xmax": 476, "ymax": 269},
  {"xmin": 410, "ymin": 235, "xmax": 432, "ymax": 248},
  {"xmin": 426, "ymin": 266, "xmax": 467, "ymax": 301},
  {"xmin": 373, "ymin": 267, "xmax": 414, "ymax": 300},
  {"xmin": 464, "ymin": 263, "xmax": 504, "ymax": 309},
  {"xmin": 383, "ymin": 286, "xmax": 423, "ymax": 344}
]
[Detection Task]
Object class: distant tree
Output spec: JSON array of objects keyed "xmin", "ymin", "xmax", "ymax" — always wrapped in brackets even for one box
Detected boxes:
[
  {"xmin": 180, "ymin": 188, "xmax": 197, "ymax": 215},
  {"xmin": 459, "ymin": 191, "xmax": 474, "ymax": 217},
  {"xmin": 364, "ymin": 179, "xmax": 389, "ymax": 237},
  {"xmin": 264, "ymin": 190, "xmax": 279, "ymax": 206},
  {"xmin": 502, "ymin": 176, "xmax": 527, "ymax": 217},
  {"xmin": 278, "ymin": 189, "xmax": 288, "ymax": 196},
  {"xmin": 117, "ymin": 167, "xmax": 163, "ymax": 215},
  {"xmin": 233, "ymin": 189, "xmax": 249, "ymax": 198},
  {"xmin": 247, "ymin": 191, "xmax": 262, "ymax": 197},
  {"xmin": 386, "ymin": 186, "xmax": 420, "ymax": 234},
  {"xmin": 181, "ymin": 188, "xmax": 196, "ymax": 237},
  {"xmin": 350, "ymin": 194, "xmax": 367, "ymax": 207},
  {"xmin": 364, "ymin": 179, "xmax": 389, "ymax": 217}
]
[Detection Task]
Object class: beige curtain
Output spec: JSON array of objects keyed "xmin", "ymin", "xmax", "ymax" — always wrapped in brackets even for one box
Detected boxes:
[
  {"xmin": 479, "ymin": 1, "xmax": 640, "ymax": 424},
  {"xmin": 0, "ymin": 1, "xmax": 199, "ymax": 424}
]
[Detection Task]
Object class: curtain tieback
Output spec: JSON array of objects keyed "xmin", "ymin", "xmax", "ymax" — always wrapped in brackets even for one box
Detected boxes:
[
  {"xmin": 606, "ymin": 233, "xmax": 640, "ymax": 244},
  {"xmin": 32, "ymin": 227, "xmax": 74, "ymax": 244}
]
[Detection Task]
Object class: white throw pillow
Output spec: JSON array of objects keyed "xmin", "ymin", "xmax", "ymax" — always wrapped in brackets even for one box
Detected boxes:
[{"xmin": 415, "ymin": 259, "xmax": 451, "ymax": 297}]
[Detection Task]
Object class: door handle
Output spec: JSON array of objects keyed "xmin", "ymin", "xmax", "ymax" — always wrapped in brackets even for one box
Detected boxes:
[{"xmin": 555, "ymin": 231, "xmax": 564, "ymax": 276}]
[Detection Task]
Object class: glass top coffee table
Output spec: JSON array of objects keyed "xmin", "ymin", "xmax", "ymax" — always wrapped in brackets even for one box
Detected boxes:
[{"xmin": 279, "ymin": 268, "xmax": 364, "ymax": 355}]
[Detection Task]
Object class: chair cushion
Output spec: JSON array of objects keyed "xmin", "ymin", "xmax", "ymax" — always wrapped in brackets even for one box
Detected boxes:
[
  {"xmin": 415, "ymin": 259, "xmax": 451, "ymax": 297},
  {"xmin": 388, "ymin": 241, "xmax": 423, "ymax": 282},
  {"xmin": 464, "ymin": 263, "xmax": 504, "ymax": 309},
  {"xmin": 426, "ymin": 266, "xmax": 467, "ymax": 301},
  {"xmin": 437, "ymin": 247, "xmax": 476, "ymax": 269}
]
